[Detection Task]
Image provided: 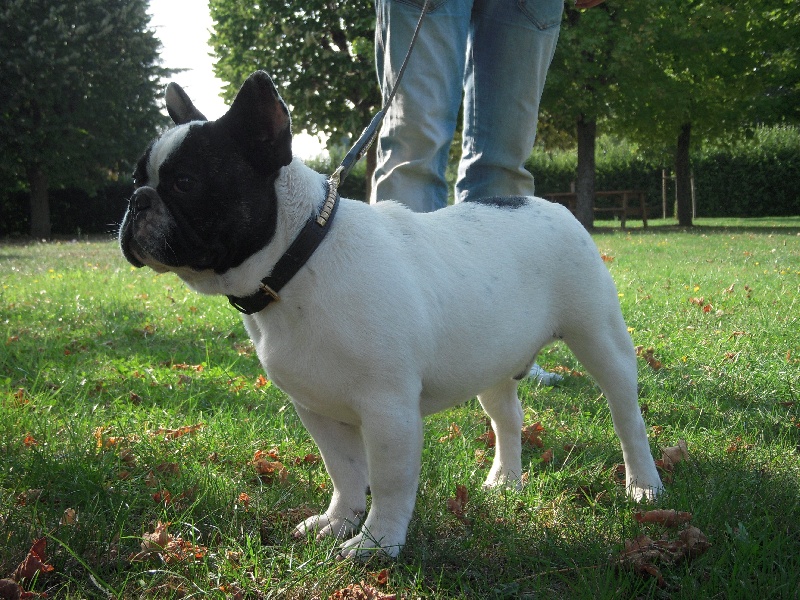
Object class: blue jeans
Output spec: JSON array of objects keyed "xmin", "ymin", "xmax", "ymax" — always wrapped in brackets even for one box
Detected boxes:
[{"xmin": 371, "ymin": 0, "xmax": 562, "ymax": 212}]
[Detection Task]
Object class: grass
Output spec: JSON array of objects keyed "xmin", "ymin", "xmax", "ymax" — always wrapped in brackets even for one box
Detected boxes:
[{"xmin": 1, "ymin": 218, "xmax": 799, "ymax": 599}]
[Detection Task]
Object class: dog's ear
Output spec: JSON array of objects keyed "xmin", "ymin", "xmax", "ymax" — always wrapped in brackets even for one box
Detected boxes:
[
  {"xmin": 165, "ymin": 83, "xmax": 208, "ymax": 125},
  {"xmin": 218, "ymin": 70, "xmax": 293, "ymax": 172}
]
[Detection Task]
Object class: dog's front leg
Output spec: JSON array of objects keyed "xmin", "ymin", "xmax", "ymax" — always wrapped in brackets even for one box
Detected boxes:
[
  {"xmin": 337, "ymin": 409, "xmax": 424, "ymax": 560},
  {"xmin": 292, "ymin": 403, "xmax": 368, "ymax": 540}
]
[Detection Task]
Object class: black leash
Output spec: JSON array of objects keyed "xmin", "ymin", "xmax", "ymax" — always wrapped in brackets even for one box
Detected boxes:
[{"xmin": 227, "ymin": 0, "xmax": 429, "ymax": 315}]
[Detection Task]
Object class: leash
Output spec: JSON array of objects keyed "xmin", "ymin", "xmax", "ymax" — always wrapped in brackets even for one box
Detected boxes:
[
  {"xmin": 227, "ymin": 0, "xmax": 429, "ymax": 314},
  {"xmin": 328, "ymin": 0, "xmax": 430, "ymax": 192}
]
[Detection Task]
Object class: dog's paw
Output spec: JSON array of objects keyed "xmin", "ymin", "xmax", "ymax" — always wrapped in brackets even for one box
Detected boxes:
[
  {"xmin": 336, "ymin": 531, "xmax": 404, "ymax": 561},
  {"xmin": 293, "ymin": 512, "xmax": 362, "ymax": 541},
  {"xmin": 482, "ymin": 467, "xmax": 523, "ymax": 490},
  {"xmin": 627, "ymin": 481, "xmax": 665, "ymax": 502}
]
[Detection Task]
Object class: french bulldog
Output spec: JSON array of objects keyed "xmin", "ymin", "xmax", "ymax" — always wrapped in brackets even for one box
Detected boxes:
[{"xmin": 119, "ymin": 71, "xmax": 663, "ymax": 559}]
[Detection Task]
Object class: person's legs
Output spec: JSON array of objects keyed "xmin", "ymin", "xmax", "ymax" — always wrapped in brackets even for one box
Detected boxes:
[
  {"xmin": 372, "ymin": 0, "xmax": 471, "ymax": 212},
  {"xmin": 456, "ymin": 0, "xmax": 562, "ymax": 203}
]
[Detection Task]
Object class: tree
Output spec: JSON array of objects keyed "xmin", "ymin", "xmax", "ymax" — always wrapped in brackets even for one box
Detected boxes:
[
  {"xmin": 0, "ymin": 0, "xmax": 169, "ymax": 238},
  {"xmin": 540, "ymin": 3, "xmax": 640, "ymax": 229},
  {"xmin": 209, "ymin": 0, "xmax": 380, "ymax": 196},
  {"xmin": 610, "ymin": 0, "xmax": 799, "ymax": 227}
]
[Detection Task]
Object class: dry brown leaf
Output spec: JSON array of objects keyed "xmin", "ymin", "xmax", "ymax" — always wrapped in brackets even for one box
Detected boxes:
[
  {"xmin": 540, "ymin": 448, "xmax": 554, "ymax": 464},
  {"xmin": 660, "ymin": 439, "xmax": 689, "ymax": 470},
  {"xmin": 12, "ymin": 537, "xmax": 54, "ymax": 583},
  {"xmin": 617, "ymin": 525, "xmax": 710, "ymax": 588},
  {"xmin": 150, "ymin": 423, "xmax": 204, "ymax": 440},
  {"xmin": 635, "ymin": 346, "xmax": 662, "ymax": 371},
  {"xmin": 155, "ymin": 462, "xmax": 180, "ymax": 475},
  {"xmin": 0, "ymin": 578, "xmax": 21, "ymax": 600},
  {"xmin": 634, "ymin": 509, "xmax": 692, "ymax": 527},
  {"xmin": 60, "ymin": 508, "xmax": 78, "ymax": 526},
  {"xmin": 369, "ymin": 569, "xmax": 390, "ymax": 586},
  {"xmin": 438, "ymin": 422, "xmax": 462, "ymax": 443},
  {"xmin": 551, "ymin": 365, "xmax": 585, "ymax": 377},
  {"xmin": 474, "ymin": 449, "xmax": 489, "ymax": 468},
  {"xmin": 130, "ymin": 521, "xmax": 208, "ymax": 564},
  {"xmin": 328, "ymin": 583, "xmax": 396, "ymax": 600},
  {"xmin": 476, "ymin": 429, "xmax": 496, "ymax": 448},
  {"xmin": 446, "ymin": 484, "xmax": 470, "ymax": 525},
  {"xmin": 253, "ymin": 458, "xmax": 288, "ymax": 483},
  {"xmin": 521, "ymin": 422, "xmax": 545, "ymax": 448}
]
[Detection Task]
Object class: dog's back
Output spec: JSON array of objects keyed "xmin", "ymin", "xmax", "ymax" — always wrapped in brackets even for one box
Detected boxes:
[{"xmin": 303, "ymin": 193, "xmax": 622, "ymax": 411}]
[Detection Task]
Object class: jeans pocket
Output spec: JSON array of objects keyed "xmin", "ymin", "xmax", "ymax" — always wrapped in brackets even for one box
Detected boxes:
[{"xmin": 517, "ymin": 0, "xmax": 563, "ymax": 30}]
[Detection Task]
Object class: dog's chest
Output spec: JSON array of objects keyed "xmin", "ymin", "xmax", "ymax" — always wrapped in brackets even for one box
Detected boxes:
[{"xmin": 243, "ymin": 313, "xmax": 365, "ymax": 425}]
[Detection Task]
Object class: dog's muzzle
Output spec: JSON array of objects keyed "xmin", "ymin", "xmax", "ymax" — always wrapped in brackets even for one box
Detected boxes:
[{"xmin": 120, "ymin": 187, "xmax": 159, "ymax": 268}]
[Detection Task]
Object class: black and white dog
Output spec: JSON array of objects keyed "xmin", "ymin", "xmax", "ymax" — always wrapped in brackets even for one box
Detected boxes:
[{"xmin": 119, "ymin": 71, "xmax": 663, "ymax": 558}]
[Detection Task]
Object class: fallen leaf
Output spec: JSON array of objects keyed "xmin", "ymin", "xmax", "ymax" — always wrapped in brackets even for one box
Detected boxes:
[
  {"xmin": 152, "ymin": 489, "xmax": 172, "ymax": 505},
  {"xmin": 617, "ymin": 525, "xmax": 710, "ymax": 588},
  {"xmin": 253, "ymin": 458, "xmax": 288, "ymax": 483},
  {"xmin": 634, "ymin": 509, "xmax": 692, "ymax": 527},
  {"xmin": 476, "ymin": 429, "xmax": 496, "ymax": 448},
  {"xmin": 635, "ymin": 346, "xmax": 662, "ymax": 371},
  {"xmin": 328, "ymin": 583, "xmax": 396, "ymax": 600},
  {"xmin": 129, "ymin": 521, "xmax": 208, "ymax": 564},
  {"xmin": 726, "ymin": 436, "xmax": 754, "ymax": 453},
  {"xmin": 659, "ymin": 439, "xmax": 689, "ymax": 470},
  {"xmin": 540, "ymin": 448, "xmax": 554, "ymax": 464},
  {"xmin": 155, "ymin": 462, "xmax": 180, "ymax": 475},
  {"xmin": 446, "ymin": 484, "xmax": 470, "ymax": 525},
  {"xmin": 0, "ymin": 578, "xmax": 21, "ymax": 600},
  {"xmin": 474, "ymin": 449, "xmax": 489, "ymax": 468},
  {"xmin": 521, "ymin": 422, "xmax": 545, "ymax": 448},
  {"xmin": 292, "ymin": 453, "xmax": 321, "ymax": 465},
  {"xmin": 60, "ymin": 508, "xmax": 78, "ymax": 526},
  {"xmin": 551, "ymin": 365, "xmax": 585, "ymax": 377},
  {"xmin": 369, "ymin": 569, "xmax": 389, "ymax": 586},
  {"xmin": 150, "ymin": 423, "xmax": 204, "ymax": 440},
  {"xmin": 253, "ymin": 447, "xmax": 280, "ymax": 461},
  {"xmin": 12, "ymin": 538, "xmax": 54, "ymax": 582},
  {"xmin": 438, "ymin": 422, "xmax": 462, "ymax": 443}
]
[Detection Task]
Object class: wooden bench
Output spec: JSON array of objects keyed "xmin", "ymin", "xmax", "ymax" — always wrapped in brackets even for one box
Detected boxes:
[{"xmin": 541, "ymin": 190, "xmax": 649, "ymax": 228}]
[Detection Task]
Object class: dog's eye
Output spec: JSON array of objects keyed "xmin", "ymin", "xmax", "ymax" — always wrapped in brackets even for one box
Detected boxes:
[{"xmin": 173, "ymin": 175, "xmax": 196, "ymax": 194}]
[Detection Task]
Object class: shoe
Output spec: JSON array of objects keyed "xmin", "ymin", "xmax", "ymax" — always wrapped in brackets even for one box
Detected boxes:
[{"xmin": 528, "ymin": 363, "xmax": 563, "ymax": 386}]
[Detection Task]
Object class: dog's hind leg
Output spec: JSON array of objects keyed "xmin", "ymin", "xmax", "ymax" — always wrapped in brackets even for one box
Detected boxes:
[
  {"xmin": 478, "ymin": 379, "xmax": 524, "ymax": 488},
  {"xmin": 564, "ymin": 321, "xmax": 664, "ymax": 501},
  {"xmin": 292, "ymin": 403, "xmax": 368, "ymax": 540}
]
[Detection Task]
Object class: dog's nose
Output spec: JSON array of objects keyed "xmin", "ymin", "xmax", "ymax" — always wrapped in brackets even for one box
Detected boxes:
[{"xmin": 130, "ymin": 189, "xmax": 152, "ymax": 212}]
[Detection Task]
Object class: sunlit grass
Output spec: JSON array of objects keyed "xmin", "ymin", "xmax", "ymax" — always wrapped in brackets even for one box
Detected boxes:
[{"xmin": 1, "ymin": 219, "xmax": 798, "ymax": 598}]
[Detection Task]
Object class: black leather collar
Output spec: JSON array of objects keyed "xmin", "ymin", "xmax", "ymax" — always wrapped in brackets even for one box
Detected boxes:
[{"xmin": 227, "ymin": 181, "xmax": 339, "ymax": 315}]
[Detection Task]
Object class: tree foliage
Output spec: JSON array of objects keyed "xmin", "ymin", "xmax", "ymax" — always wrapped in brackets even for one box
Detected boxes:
[
  {"xmin": 0, "ymin": 0, "xmax": 169, "ymax": 238},
  {"xmin": 209, "ymin": 0, "xmax": 379, "ymax": 144},
  {"xmin": 540, "ymin": 0, "xmax": 799, "ymax": 227}
]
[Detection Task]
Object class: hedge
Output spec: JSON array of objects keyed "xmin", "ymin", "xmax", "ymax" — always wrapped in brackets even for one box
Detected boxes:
[
  {"xmin": 1, "ymin": 127, "xmax": 797, "ymax": 236},
  {"xmin": 526, "ymin": 127, "xmax": 800, "ymax": 218}
]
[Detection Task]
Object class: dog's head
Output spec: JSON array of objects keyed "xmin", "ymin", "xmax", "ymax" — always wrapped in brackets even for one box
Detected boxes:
[{"xmin": 119, "ymin": 71, "xmax": 292, "ymax": 275}]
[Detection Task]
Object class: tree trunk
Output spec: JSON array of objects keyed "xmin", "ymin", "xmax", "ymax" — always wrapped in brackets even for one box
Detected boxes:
[
  {"xmin": 675, "ymin": 122, "xmax": 693, "ymax": 227},
  {"xmin": 27, "ymin": 164, "xmax": 51, "ymax": 239},
  {"xmin": 575, "ymin": 115, "xmax": 596, "ymax": 230}
]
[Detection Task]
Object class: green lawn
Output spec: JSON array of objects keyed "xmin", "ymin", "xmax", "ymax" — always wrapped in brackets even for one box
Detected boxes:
[{"xmin": 1, "ymin": 218, "xmax": 798, "ymax": 599}]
